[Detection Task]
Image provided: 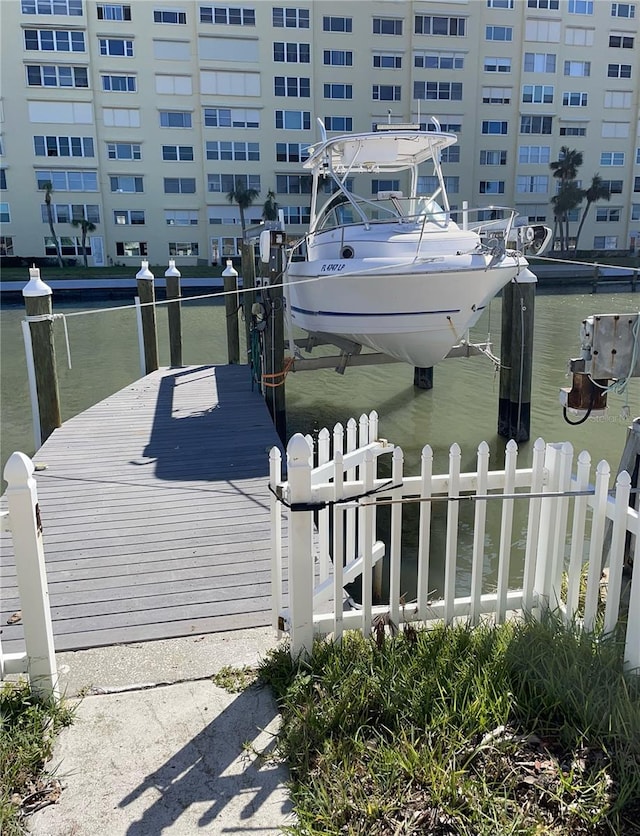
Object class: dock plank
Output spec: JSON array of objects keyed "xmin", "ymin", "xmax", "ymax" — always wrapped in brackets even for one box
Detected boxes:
[{"xmin": 0, "ymin": 365, "xmax": 285, "ymax": 653}]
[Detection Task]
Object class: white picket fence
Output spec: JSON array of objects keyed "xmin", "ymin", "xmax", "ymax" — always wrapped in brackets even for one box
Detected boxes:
[
  {"xmin": 269, "ymin": 412, "xmax": 640, "ymax": 670},
  {"xmin": 0, "ymin": 452, "xmax": 58, "ymax": 699}
]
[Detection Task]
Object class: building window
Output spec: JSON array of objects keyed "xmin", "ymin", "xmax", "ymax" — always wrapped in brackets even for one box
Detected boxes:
[
  {"xmin": 486, "ymin": 25, "xmax": 512, "ymax": 40},
  {"xmin": 560, "ymin": 125, "xmax": 586, "ymax": 136},
  {"xmin": 42, "ymin": 203, "xmax": 100, "ymax": 224},
  {"xmin": 568, "ymin": 0, "xmax": 593, "ymax": 12},
  {"xmin": 165, "ymin": 210, "xmax": 198, "ymax": 225},
  {"xmin": 203, "ymin": 107, "xmax": 259, "ymax": 128},
  {"xmin": 372, "ymin": 179, "xmax": 400, "ymax": 194},
  {"xmin": 484, "ymin": 56, "xmax": 511, "ymax": 72},
  {"xmin": 324, "ymin": 116, "xmax": 352, "ymax": 132},
  {"xmin": 275, "ymin": 142, "xmax": 310, "ymax": 162},
  {"xmin": 281, "ymin": 206, "xmax": 310, "ymax": 224},
  {"xmin": 275, "ymin": 110, "xmax": 310, "ymax": 130},
  {"xmin": 36, "ymin": 169, "xmax": 98, "ymax": 191},
  {"xmin": 159, "ymin": 111, "xmax": 192, "ymax": 128},
  {"xmin": 207, "ymin": 173, "xmax": 260, "ymax": 193},
  {"xmin": 527, "ymin": 0, "xmax": 559, "ymax": 7},
  {"xmin": 107, "ymin": 142, "xmax": 141, "ymax": 160},
  {"xmin": 593, "ymin": 236, "xmax": 618, "ymax": 249},
  {"xmin": 162, "ymin": 144, "xmax": 194, "ymax": 161},
  {"xmin": 415, "ymin": 15, "xmax": 466, "ymax": 36},
  {"xmin": 163, "ymin": 177, "xmax": 196, "ymax": 193},
  {"xmin": 272, "ymin": 7, "xmax": 309, "ymax": 28},
  {"xmin": 99, "ymin": 38, "xmax": 133, "ymax": 56},
  {"xmin": 323, "ymin": 83, "xmax": 352, "ymax": 99},
  {"xmin": 600, "ymin": 179, "xmax": 624, "ymax": 193},
  {"xmin": 483, "ymin": 87, "xmax": 512, "ymax": 104},
  {"xmin": 440, "ymin": 146, "xmax": 460, "ymax": 163},
  {"xmin": 0, "ymin": 237, "xmax": 14, "ymax": 256},
  {"xmin": 325, "ymin": 50, "xmax": 352, "ymax": 66},
  {"xmin": 520, "ymin": 115, "xmax": 553, "ymax": 134},
  {"xmin": 522, "ymin": 85, "xmax": 553, "ymax": 104},
  {"xmin": 200, "ymin": 6, "xmax": 255, "ymax": 25},
  {"xmin": 0, "ymin": 169, "xmax": 7, "ymax": 190},
  {"xmin": 274, "ymin": 42, "xmax": 310, "ymax": 63},
  {"xmin": 425, "ymin": 121, "xmax": 462, "ymax": 133},
  {"xmin": 96, "ymin": 4, "xmax": 131, "ymax": 20},
  {"xmin": 600, "ymin": 151, "xmax": 625, "ymax": 165},
  {"xmin": 22, "ymin": 0, "xmax": 83, "ymax": 13},
  {"xmin": 518, "ymin": 145, "xmax": 551, "ymax": 163},
  {"xmin": 116, "ymin": 241, "xmax": 147, "ymax": 256},
  {"xmin": 525, "ymin": 19, "xmax": 561, "ymax": 40},
  {"xmin": 595, "ymin": 207, "xmax": 621, "ymax": 221},
  {"xmin": 0, "ymin": 203, "xmax": 10, "ymax": 223},
  {"xmin": 611, "ymin": 2, "xmax": 635, "ymax": 15},
  {"xmin": 517, "ymin": 175, "xmax": 549, "ymax": 192},
  {"xmin": 373, "ymin": 53, "xmax": 402, "ymax": 69},
  {"xmin": 113, "ymin": 209, "xmax": 145, "ymax": 224},
  {"xmin": 205, "ymin": 141, "xmax": 259, "ymax": 161},
  {"xmin": 323, "ymin": 16, "xmax": 352, "ymax": 32},
  {"xmin": 153, "ymin": 9, "xmax": 186, "ymax": 23},
  {"xmin": 24, "ymin": 29, "xmax": 85, "ymax": 51},
  {"xmin": 564, "ymin": 60, "xmax": 590, "ymax": 76},
  {"xmin": 609, "ymin": 33, "xmax": 634, "ymax": 46},
  {"xmin": 482, "ymin": 121, "xmax": 508, "ymax": 134},
  {"xmin": 26, "ymin": 64, "xmax": 88, "ymax": 87},
  {"xmin": 274, "ymin": 76, "xmax": 310, "ymax": 97},
  {"xmin": 488, "ymin": 0, "xmax": 514, "ymax": 7},
  {"xmin": 414, "ymin": 81, "xmax": 463, "ymax": 100},
  {"xmin": 604, "ymin": 90, "xmax": 633, "ymax": 107},
  {"xmin": 631, "ymin": 204, "xmax": 640, "ymax": 220},
  {"xmin": 34, "ymin": 135, "xmax": 94, "ymax": 157},
  {"xmin": 602, "ymin": 121, "xmax": 629, "ymax": 137},
  {"xmin": 276, "ymin": 175, "xmax": 312, "ymax": 194},
  {"xmin": 563, "ymin": 91, "xmax": 588, "ymax": 106},
  {"xmin": 479, "ymin": 180, "xmax": 505, "ymax": 194},
  {"xmin": 373, "ymin": 18, "xmax": 403, "ymax": 35},
  {"xmin": 110, "ymin": 175, "xmax": 143, "ymax": 192},
  {"xmin": 101, "ymin": 74, "xmax": 136, "ymax": 92},
  {"xmin": 480, "ymin": 150, "xmax": 507, "ymax": 165},
  {"xmin": 607, "ymin": 63, "xmax": 632, "ymax": 77},
  {"xmin": 373, "ymin": 85, "xmax": 401, "ymax": 101},
  {"xmin": 103, "ymin": 107, "xmax": 139, "ymax": 127},
  {"xmin": 523, "ymin": 52, "xmax": 556, "ymax": 72},
  {"xmin": 45, "ymin": 235, "xmax": 90, "ymax": 256},
  {"xmin": 415, "ymin": 50, "xmax": 464, "ymax": 69},
  {"xmin": 169, "ymin": 241, "xmax": 198, "ymax": 256}
]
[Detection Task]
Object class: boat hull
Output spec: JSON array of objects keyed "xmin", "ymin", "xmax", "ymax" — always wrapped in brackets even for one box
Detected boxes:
[{"xmin": 286, "ymin": 255, "xmax": 530, "ymax": 367}]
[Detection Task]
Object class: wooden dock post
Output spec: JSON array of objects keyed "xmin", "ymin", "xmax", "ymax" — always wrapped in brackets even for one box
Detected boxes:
[
  {"xmin": 498, "ymin": 272, "xmax": 536, "ymax": 442},
  {"xmin": 413, "ymin": 367, "xmax": 434, "ymax": 389},
  {"xmin": 136, "ymin": 261, "xmax": 159, "ymax": 374},
  {"xmin": 262, "ymin": 232, "xmax": 287, "ymax": 441},
  {"xmin": 23, "ymin": 267, "xmax": 61, "ymax": 445},
  {"xmin": 222, "ymin": 260, "xmax": 240, "ymax": 364},
  {"xmin": 241, "ymin": 243, "xmax": 257, "ymax": 363},
  {"xmin": 164, "ymin": 260, "xmax": 182, "ymax": 367}
]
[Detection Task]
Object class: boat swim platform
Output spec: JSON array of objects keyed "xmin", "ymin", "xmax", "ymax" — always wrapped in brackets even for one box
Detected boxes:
[{"xmin": 0, "ymin": 364, "xmax": 285, "ymax": 654}]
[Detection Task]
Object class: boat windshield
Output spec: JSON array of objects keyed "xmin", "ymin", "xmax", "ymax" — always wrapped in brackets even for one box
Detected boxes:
[{"xmin": 315, "ymin": 194, "xmax": 449, "ymax": 232}]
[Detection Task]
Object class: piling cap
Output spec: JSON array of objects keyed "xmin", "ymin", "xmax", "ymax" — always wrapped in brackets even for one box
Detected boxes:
[
  {"xmin": 23, "ymin": 266, "xmax": 52, "ymax": 297},
  {"xmin": 164, "ymin": 259, "xmax": 181, "ymax": 278},
  {"xmin": 136, "ymin": 260, "xmax": 155, "ymax": 281},
  {"xmin": 222, "ymin": 259, "xmax": 238, "ymax": 278}
]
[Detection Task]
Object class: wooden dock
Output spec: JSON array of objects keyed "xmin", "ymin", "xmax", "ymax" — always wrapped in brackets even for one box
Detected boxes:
[{"xmin": 1, "ymin": 365, "xmax": 284, "ymax": 653}]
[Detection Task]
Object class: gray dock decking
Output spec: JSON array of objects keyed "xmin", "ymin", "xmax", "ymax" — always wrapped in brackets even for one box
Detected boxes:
[{"xmin": 1, "ymin": 365, "xmax": 284, "ymax": 653}]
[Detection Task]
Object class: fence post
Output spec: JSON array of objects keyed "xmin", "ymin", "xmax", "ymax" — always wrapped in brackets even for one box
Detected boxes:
[
  {"xmin": 222, "ymin": 260, "xmax": 240, "ymax": 364},
  {"xmin": 4, "ymin": 452, "xmax": 58, "ymax": 700},
  {"xmin": 136, "ymin": 261, "xmax": 159, "ymax": 374},
  {"xmin": 623, "ymin": 506, "xmax": 640, "ymax": 672},
  {"xmin": 23, "ymin": 267, "xmax": 61, "ymax": 446},
  {"xmin": 287, "ymin": 434, "xmax": 315, "ymax": 658},
  {"xmin": 164, "ymin": 260, "xmax": 183, "ymax": 368}
]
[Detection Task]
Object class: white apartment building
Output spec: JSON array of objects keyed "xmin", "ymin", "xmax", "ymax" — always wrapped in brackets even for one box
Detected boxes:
[{"xmin": 0, "ymin": 0, "xmax": 638, "ymax": 268}]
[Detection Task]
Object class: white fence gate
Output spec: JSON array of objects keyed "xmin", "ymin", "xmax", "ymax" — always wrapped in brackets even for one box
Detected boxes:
[{"xmin": 270, "ymin": 412, "xmax": 640, "ymax": 670}]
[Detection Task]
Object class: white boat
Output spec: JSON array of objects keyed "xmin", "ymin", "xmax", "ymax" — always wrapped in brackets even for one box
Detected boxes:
[{"xmin": 284, "ymin": 120, "xmax": 552, "ymax": 368}]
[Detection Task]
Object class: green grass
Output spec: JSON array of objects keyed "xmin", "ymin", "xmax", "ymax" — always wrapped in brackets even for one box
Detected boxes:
[
  {"xmin": 0, "ymin": 681, "xmax": 74, "ymax": 836},
  {"xmin": 260, "ymin": 616, "xmax": 640, "ymax": 835}
]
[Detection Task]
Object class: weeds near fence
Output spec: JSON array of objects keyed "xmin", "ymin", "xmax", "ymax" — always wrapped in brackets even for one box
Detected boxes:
[
  {"xmin": 0, "ymin": 681, "xmax": 74, "ymax": 836},
  {"xmin": 260, "ymin": 615, "xmax": 640, "ymax": 835}
]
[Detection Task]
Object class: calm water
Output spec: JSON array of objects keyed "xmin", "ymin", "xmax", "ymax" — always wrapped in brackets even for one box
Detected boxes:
[{"xmin": 1, "ymin": 289, "xmax": 638, "ymax": 597}]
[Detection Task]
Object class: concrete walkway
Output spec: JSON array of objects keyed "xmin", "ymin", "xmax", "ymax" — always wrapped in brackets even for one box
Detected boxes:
[{"xmin": 29, "ymin": 628, "xmax": 294, "ymax": 835}]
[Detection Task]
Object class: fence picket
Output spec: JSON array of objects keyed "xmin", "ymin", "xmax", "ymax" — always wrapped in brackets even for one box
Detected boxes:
[
  {"xmin": 369, "ymin": 410, "xmax": 379, "ymax": 443},
  {"xmin": 269, "ymin": 446, "xmax": 283, "ymax": 633},
  {"xmin": 346, "ymin": 418, "xmax": 357, "ymax": 574},
  {"xmin": 417, "ymin": 445, "xmax": 434, "ymax": 621},
  {"xmin": 624, "ymin": 507, "xmax": 640, "ymax": 672},
  {"xmin": 360, "ymin": 448, "xmax": 376, "ymax": 633},
  {"xmin": 496, "ymin": 439, "xmax": 518, "ymax": 623},
  {"xmin": 583, "ymin": 460, "xmax": 611, "ymax": 631},
  {"xmin": 534, "ymin": 443, "xmax": 562, "ymax": 609},
  {"xmin": 444, "ymin": 443, "xmax": 461, "ymax": 624},
  {"xmin": 317, "ymin": 427, "xmax": 331, "ymax": 584},
  {"xmin": 604, "ymin": 470, "xmax": 631, "ymax": 635},
  {"xmin": 549, "ymin": 443, "xmax": 574, "ymax": 609},
  {"xmin": 389, "ymin": 447, "xmax": 404, "ymax": 626},
  {"xmin": 332, "ymin": 449, "xmax": 345, "ymax": 641},
  {"xmin": 522, "ymin": 438, "xmax": 546, "ymax": 611},
  {"xmin": 359, "ymin": 412, "xmax": 369, "ymax": 447},
  {"xmin": 470, "ymin": 441, "xmax": 490, "ymax": 625},
  {"xmin": 565, "ymin": 450, "xmax": 592, "ymax": 622}
]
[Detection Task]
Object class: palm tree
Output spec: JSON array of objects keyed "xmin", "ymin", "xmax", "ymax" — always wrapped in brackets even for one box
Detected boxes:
[
  {"xmin": 226, "ymin": 178, "xmax": 260, "ymax": 238},
  {"xmin": 262, "ymin": 189, "xmax": 279, "ymax": 222},
  {"xmin": 42, "ymin": 181, "xmax": 64, "ymax": 268},
  {"xmin": 71, "ymin": 216, "xmax": 97, "ymax": 267},
  {"xmin": 574, "ymin": 174, "xmax": 611, "ymax": 251},
  {"xmin": 551, "ymin": 181, "xmax": 583, "ymax": 253},
  {"xmin": 550, "ymin": 146, "xmax": 583, "ymax": 184}
]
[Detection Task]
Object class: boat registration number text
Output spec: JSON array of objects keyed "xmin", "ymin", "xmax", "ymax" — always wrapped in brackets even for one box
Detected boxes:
[{"xmin": 320, "ymin": 263, "xmax": 346, "ymax": 273}]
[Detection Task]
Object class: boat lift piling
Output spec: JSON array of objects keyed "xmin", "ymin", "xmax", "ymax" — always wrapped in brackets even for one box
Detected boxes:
[{"xmin": 260, "ymin": 232, "xmax": 287, "ymax": 442}]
